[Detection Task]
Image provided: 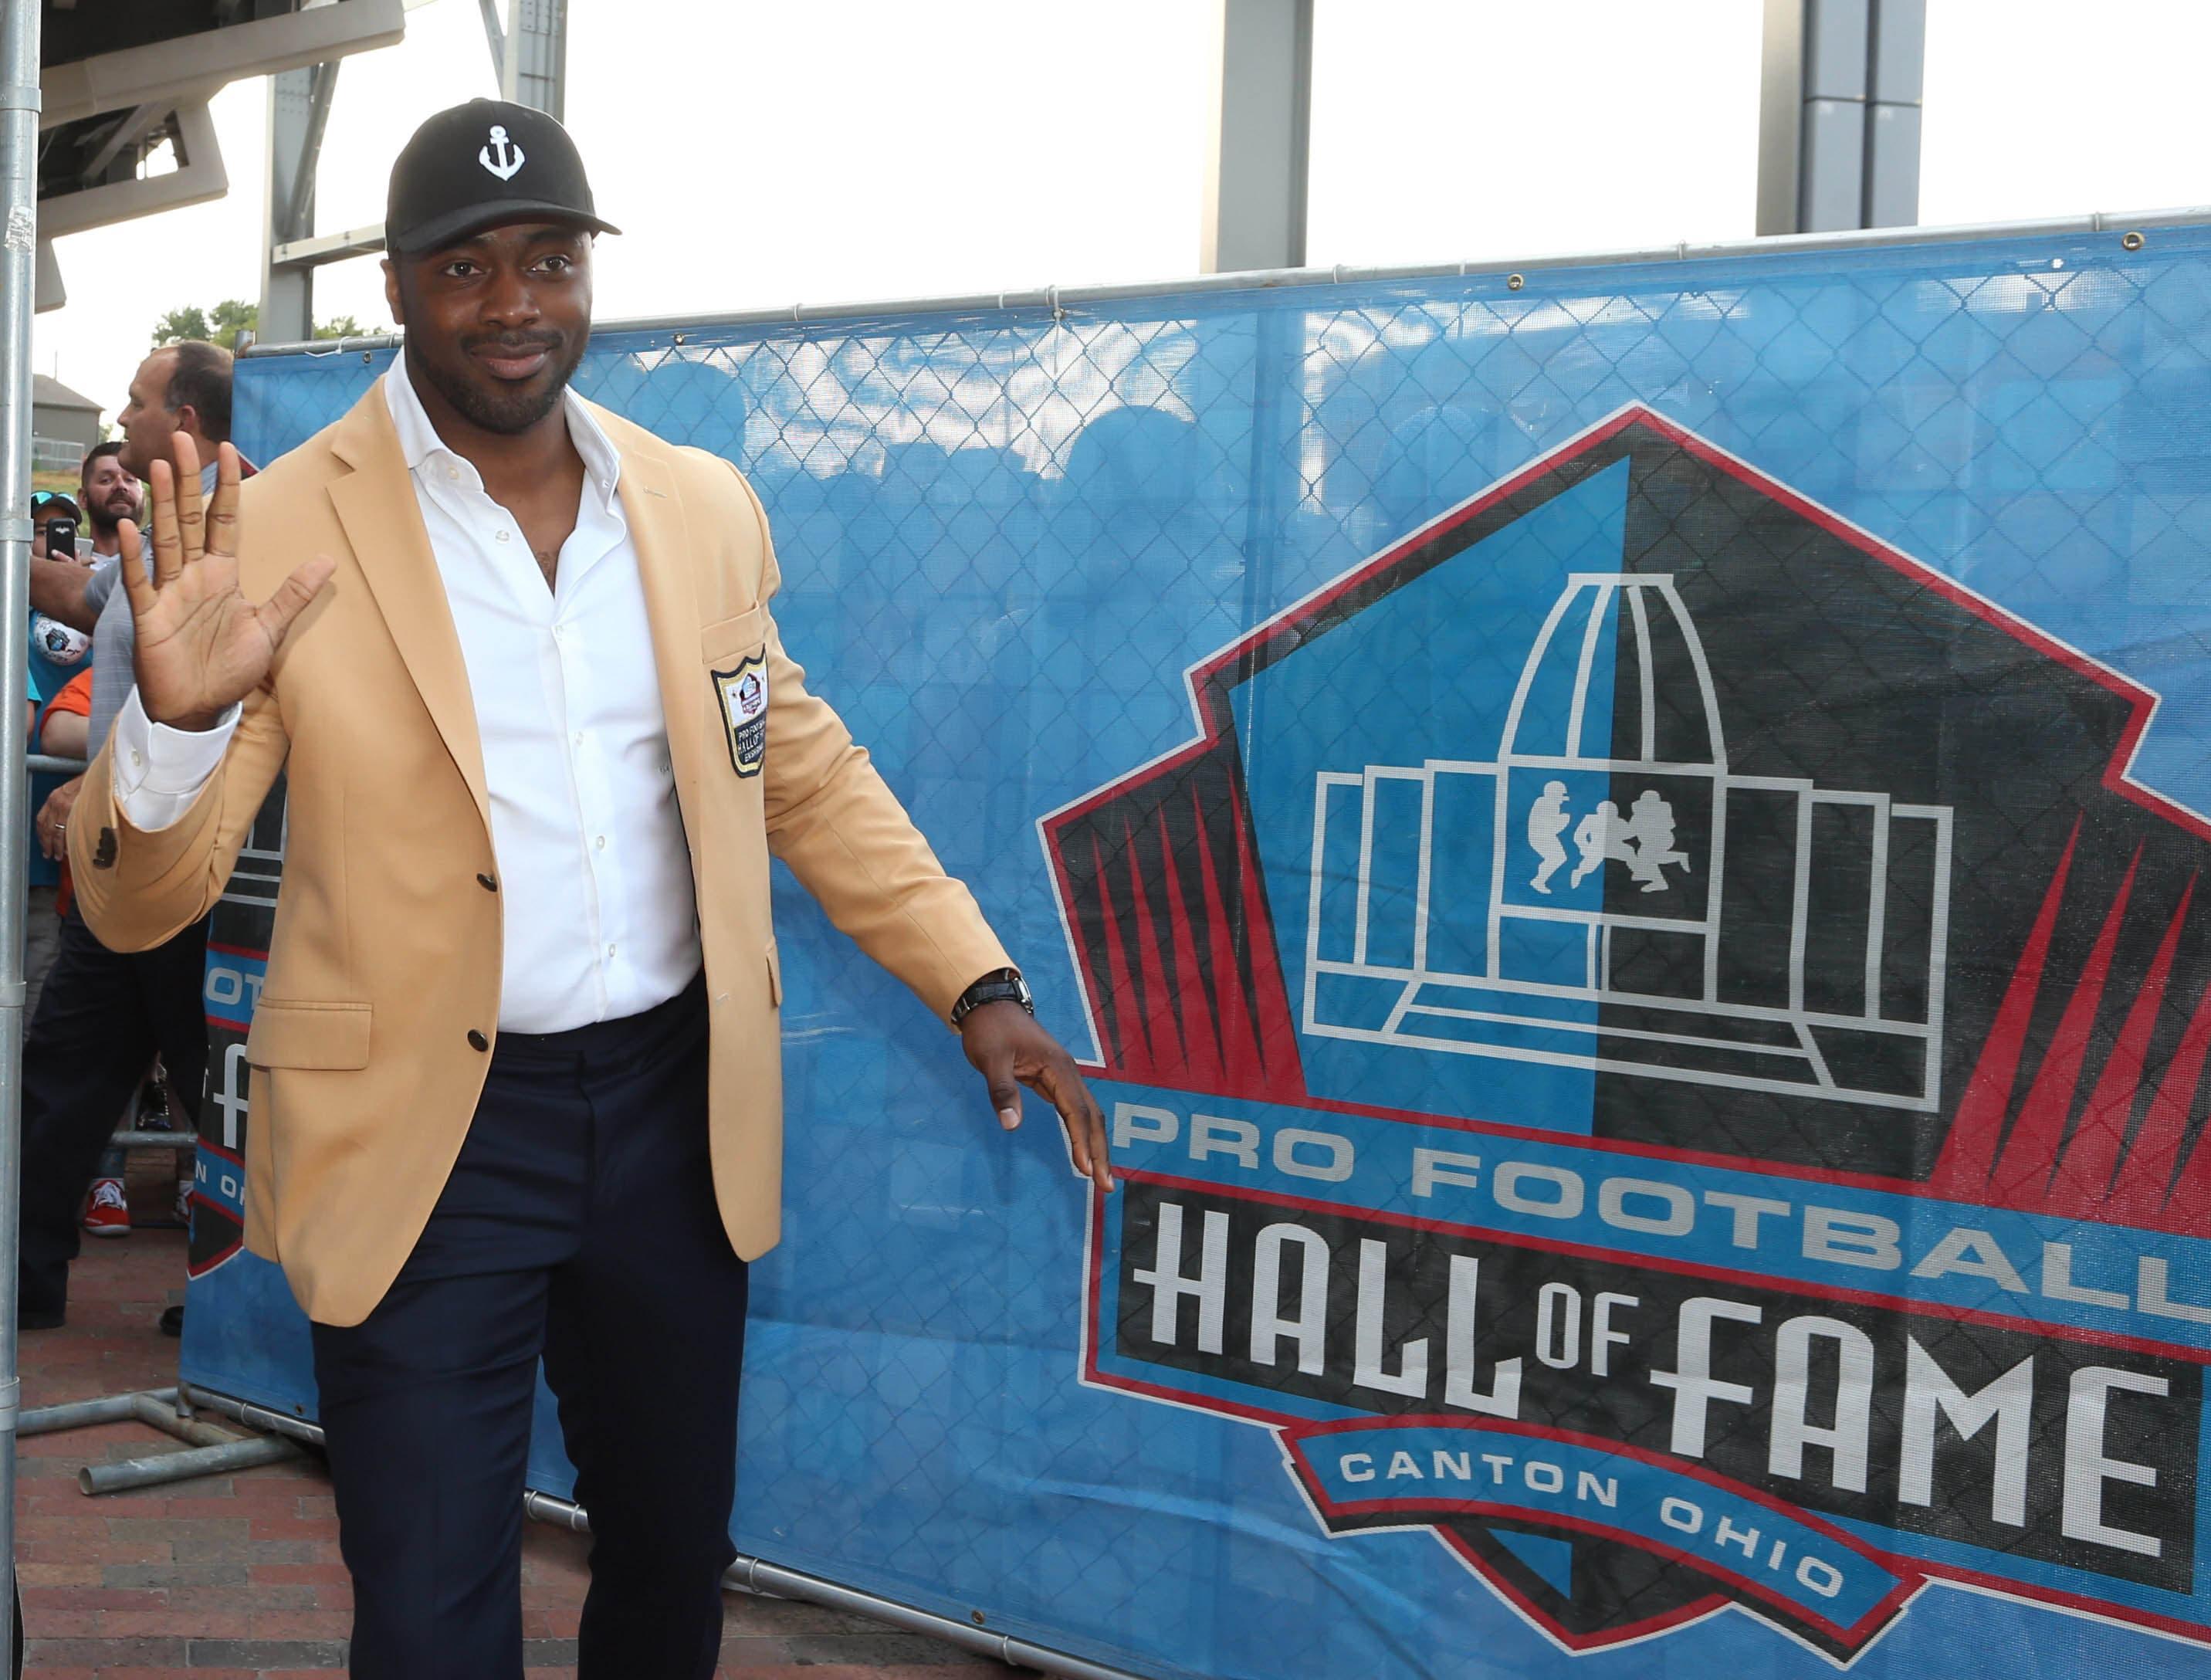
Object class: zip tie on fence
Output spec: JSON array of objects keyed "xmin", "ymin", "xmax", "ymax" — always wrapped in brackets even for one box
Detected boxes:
[{"xmin": 1047, "ymin": 284, "xmax": 1064, "ymax": 322}]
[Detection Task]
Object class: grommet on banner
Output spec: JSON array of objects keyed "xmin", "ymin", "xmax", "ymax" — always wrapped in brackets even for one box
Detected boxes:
[
  {"xmin": 1507, "ymin": 273, "xmax": 1525, "ymax": 290},
  {"xmin": 672, "ymin": 331, "xmax": 686, "ymax": 345},
  {"xmin": 2123, "ymin": 230, "xmax": 2146, "ymax": 250}
]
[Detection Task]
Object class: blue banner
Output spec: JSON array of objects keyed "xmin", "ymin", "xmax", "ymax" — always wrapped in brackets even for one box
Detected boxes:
[{"xmin": 189, "ymin": 219, "xmax": 2211, "ymax": 1676}]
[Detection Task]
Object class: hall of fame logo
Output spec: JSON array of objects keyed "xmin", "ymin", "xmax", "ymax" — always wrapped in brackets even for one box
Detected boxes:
[{"xmin": 1042, "ymin": 405, "xmax": 2211, "ymax": 1663}]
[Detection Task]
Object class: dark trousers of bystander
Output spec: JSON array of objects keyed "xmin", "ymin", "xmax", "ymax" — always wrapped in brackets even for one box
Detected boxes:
[
  {"xmin": 17, "ymin": 906, "xmax": 208, "ymax": 1320},
  {"xmin": 24, "ymin": 882, "xmax": 63, "ymax": 1019},
  {"xmin": 310, "ymin": 974, "xmax": 747, "ymax": 1680}
]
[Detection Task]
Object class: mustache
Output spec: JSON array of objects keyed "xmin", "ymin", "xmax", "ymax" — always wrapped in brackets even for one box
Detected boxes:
[{"xmin": 462, "ymin": 330, "xmax": 564, "ymax": 355}]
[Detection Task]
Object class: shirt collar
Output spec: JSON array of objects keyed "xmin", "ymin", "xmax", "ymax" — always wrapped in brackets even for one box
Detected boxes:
[{"xmin": 381, "ymin": 360, "xmax": 621, "ymax": 513}]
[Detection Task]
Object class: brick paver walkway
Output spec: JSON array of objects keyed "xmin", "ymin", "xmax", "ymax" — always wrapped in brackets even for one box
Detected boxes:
[{"xmin": 14, "ymin": 1170, "xmax": 1017, "ymax": 1677}]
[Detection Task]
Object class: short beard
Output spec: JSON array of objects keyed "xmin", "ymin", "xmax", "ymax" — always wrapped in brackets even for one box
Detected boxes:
[
  {"xmin": 408, "ymin": 330, "xmax": 587, "ymax": 437},
  {"xmin": 86, "ymin": 502, "xmax": 125, "ymax": 537}
]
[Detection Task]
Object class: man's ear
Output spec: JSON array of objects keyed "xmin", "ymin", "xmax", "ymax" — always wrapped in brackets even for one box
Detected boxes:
[{"xmin": 382, "ymin": 257, "xmax": 405, "ymax": 327}]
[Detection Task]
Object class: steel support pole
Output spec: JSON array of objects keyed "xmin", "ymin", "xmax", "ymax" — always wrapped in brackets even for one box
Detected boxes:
[
  {"xmin": 499, "ymin": 0, "xmax": 567, "ymax": 121},
  {"xmin": 1199, "ymin": 0, "xmax": 1312, "ymax": 273},
  {"xmin": 1756, "ymin": 0, "xmax": 1923, "ymax": 235},
  {"xmin": 259, "ymin": 66, "xmax": 323, "ymax": 345},
  {"xmin": 18, "ymin": 1389, "xmax": 176, "ymax": 1438},
  {"xmin": 0, "ymin": 2, "xmax": 36, "ymax": 1671}
]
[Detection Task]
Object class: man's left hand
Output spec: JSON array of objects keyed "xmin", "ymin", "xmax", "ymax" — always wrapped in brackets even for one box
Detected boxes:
[
  {"xmin": 961, "ymin": 1004, "xmax": 1114, "ymax": 1194},
  {"xmin": 36, "ymin": 776, "xmax": 83, "ymax": 863}
]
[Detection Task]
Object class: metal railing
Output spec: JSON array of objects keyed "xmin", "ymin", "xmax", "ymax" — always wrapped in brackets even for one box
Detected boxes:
[
  {"xmin": 245, "ymin": 202, "xmax": 2211, "ymax": 359},
  {"xmin": 0, "ymin": 0, "xmax": 40, "ymax": 1668}
]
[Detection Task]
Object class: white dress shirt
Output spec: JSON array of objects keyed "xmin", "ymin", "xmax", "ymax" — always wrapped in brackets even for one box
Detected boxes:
[{"xmin": 111, "ymin": 364, "xmax": 703, "ymax": 1033}]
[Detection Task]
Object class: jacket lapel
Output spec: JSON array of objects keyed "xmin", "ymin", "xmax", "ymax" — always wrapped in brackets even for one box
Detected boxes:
[
  {"xmin": 608, "ymin": 430, "xmax": 708, "ymax": 842},
  {"xmin": 325, "ymin": 387, "xmax": 491, "ymax": 827}
]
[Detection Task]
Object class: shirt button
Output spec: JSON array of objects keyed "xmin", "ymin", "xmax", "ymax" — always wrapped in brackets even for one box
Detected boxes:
[
  {"xmin": 445, "ymin": 466, "xmax": 459, "ymax": 481},
  {"xmin": 468, "ymin": 1030, "xmax": 489, "ymax": 1052},
  {"xmin": 594, "ymin": 835, "xmax": 607, "ymax": 851},
  {"xmin": 605, "ymin": 943, "xmax": 617, "ymax": 959},
  {"xmin": 496, "ymin": 530, "xmax": 509, "ymax": 542},
  {"xmin": 572, "ymin": 731, "xmax": 585, "ymax": 748}
]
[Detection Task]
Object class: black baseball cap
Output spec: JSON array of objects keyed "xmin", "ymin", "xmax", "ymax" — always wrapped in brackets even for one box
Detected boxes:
[{"xmin": 385, "ymin": 99, "xmax": 619, "ymax": 256}]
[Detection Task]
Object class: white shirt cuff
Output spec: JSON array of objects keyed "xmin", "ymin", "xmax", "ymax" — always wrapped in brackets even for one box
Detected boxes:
[{"xmin": 110, "ymin": 687, "xmax": 241, "ymax": 833}]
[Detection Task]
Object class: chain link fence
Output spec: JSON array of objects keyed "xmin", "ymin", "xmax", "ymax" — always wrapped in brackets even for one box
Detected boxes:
[{"xmin": 202, "ymin": 218, "xmax": 2211, "ymax": 1679}]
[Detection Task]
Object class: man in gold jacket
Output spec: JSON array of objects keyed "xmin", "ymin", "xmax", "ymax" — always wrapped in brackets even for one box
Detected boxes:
[{"xmin": 69, "ymin": 100, "xmax": 1109, "ymax": 1680}]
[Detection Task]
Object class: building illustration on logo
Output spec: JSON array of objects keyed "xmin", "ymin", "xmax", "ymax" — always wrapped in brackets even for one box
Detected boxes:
[
  {"xmin": 1304, "ymin": 570, "xmax": 1954, "ymax": 1110},
  {"xmin": 1045, "ymin": 403, "xmax": 2211, "ymax": 1665}
]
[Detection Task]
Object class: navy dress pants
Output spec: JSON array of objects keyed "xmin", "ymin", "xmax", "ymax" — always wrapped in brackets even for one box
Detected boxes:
[{"xmin": 310, "ymin": 977, "xmax": 747, "ymax": 1680}]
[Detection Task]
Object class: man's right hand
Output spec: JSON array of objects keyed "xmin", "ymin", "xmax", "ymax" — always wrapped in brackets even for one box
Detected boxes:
[{"xmin": 124, "ymin": 432, "xmax": 336, "ymax": 731}]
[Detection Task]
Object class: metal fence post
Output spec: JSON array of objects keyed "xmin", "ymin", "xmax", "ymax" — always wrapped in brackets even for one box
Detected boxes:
[{"xmin": 0, "ymin": 0, "xmax": 36, "ymax": 1671}]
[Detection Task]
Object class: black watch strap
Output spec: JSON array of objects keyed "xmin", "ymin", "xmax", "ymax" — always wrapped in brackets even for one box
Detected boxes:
[{"xmin": 951, "ymin": 967, "xmax": 1032, "ymax": 1026}]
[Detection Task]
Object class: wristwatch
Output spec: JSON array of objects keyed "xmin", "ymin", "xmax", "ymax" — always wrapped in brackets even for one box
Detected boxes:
[{"xmin": 951, "ymin": 967, "xmax": 1033, "ymax": 1027}]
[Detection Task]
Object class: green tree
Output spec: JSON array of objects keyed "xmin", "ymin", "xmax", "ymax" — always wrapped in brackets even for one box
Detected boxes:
[
  {"xmin": 153, "ymin": 300, "xmax": 369, "ymax": 352},
  {"xmin": 152, "ymin": 299, "xmax": 254, "ymax": 351},
  {"xmin": 149, "ymin": 305, "xmax": 210, "ymax": 349},
  {"xmin": 208, "ymin": 298, "xmax": 258, "ymax": 351}
]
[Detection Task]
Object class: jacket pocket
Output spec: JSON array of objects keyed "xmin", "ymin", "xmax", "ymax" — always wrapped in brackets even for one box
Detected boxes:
[
  {"xmin": 245, "ymin": 1000, "xmax": 373, "ymax": 1070},
  {"xmin": 701, "ymin": 605, "xmax": 767, "ymax": 664},
  {"xmin": 765, "ymin": 939, "xmax": 782, "ymax": 1007}
]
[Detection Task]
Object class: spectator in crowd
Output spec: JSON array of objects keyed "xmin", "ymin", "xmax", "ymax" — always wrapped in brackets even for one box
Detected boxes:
[
  {"xmin": 25, "ymin": 489, "xmax": 94, "ymax": 1018},
  {"xmin": 76, "ymin": 442, "xmax": 139, "ymax": 564},
  {"xmin": 34, "ymin": 670, "xmax": 188, "ymax": 1239},
  {"xmin": 14, "ymin": 342, "xmax": 232, "ymax": 1334}
]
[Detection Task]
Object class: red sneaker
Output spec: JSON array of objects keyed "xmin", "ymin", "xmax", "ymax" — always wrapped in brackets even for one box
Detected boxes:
[{"xmin": 83, "ymin": 1178, "xmax": 130, "ymax": 1238}]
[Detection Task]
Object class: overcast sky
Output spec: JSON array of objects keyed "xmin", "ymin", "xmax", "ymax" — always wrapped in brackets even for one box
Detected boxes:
[{"xmin": 31, "ymin": 0, "xmax": 2211, "ymax": 425}]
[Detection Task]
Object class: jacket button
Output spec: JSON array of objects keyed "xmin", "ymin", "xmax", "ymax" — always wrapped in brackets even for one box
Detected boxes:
[
  {"xmin": 476, "ymin": 873, "xmax": 498, "ymax": 892},
  {"xmin": 468, "ymin": 1030, "xmax": 489, "ymax": 1052}
]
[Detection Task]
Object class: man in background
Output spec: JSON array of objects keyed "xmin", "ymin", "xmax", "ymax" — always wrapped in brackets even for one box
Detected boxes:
[
  {"xmin": 76, "ymin": 442, "xmax": 138, "ymax": 565},
  {"xmin": 29, "ymin": 445, "xmax": 137, "ymax": 1014},
  {"xmin": 14, "ymin": 344, "xmax": 228, "ymax": 1330}
]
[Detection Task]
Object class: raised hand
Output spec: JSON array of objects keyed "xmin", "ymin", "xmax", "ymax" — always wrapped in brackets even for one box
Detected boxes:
[{"xmin": 123, "ymin": 433, "xmax": 336, "ymax": 731}]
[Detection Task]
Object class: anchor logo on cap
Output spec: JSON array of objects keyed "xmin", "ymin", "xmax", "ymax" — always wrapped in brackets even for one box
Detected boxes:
[{"xmin": 479, "ymin": 124, "xmax": 525, "ymax": 182}]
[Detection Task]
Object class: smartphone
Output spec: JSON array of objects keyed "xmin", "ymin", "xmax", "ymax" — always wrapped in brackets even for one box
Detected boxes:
[{"xmin": 41, "ymin": 517, "xmax": 75, "ymax": 558}]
